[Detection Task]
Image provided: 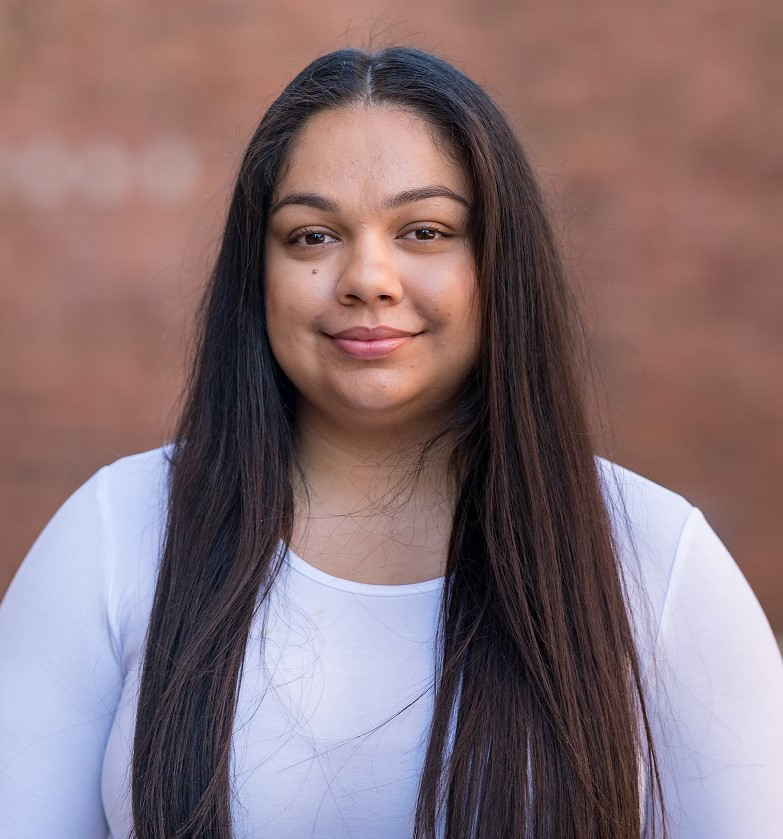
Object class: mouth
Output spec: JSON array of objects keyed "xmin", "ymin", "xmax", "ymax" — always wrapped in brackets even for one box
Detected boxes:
[
  {"xmin": 325, "ymin": 324, "xmax": 421, "ymax": 360},
  {"xmin": 330, "ymin": 326, "xmax": 417, "ymax": 340}
]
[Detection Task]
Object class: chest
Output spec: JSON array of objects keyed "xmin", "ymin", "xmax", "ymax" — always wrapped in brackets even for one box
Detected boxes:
[
  {"xmin": 289, "ymin": 508, "xmax": 451, "ymax": 585},
  {"xmin": 102, "ymin": 557, "xmax": 444, "ymax": 838}
]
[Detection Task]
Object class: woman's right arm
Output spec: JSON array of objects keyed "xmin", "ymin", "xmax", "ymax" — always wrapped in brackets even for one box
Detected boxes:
[{"xmin": 0, "ymin": 467, "xmax": 123, "ymax": 838}]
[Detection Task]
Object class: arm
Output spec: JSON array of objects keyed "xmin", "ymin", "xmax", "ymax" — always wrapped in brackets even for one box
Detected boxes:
[
  {"xmin": 0, "ymin": 467, "xmax": 124, "ymax": 837},
  {"xmin": 648, "ymin": 508, "xmax": 783, "ymax": 838}
]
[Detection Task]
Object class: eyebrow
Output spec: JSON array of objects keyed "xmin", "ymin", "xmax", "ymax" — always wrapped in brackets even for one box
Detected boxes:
[{"xmin": 267, "ymin": 185, "xmax": 470, "ymax": 217}]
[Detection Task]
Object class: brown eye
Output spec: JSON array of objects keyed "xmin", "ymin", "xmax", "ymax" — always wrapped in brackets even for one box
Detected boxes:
[
  {"xmin": 287, "ymin": 229, "xmax": 338, "ymax": 247},
  {"xmin": 402, "ymin": 226, "xmax": 451, "ymax": 242}
]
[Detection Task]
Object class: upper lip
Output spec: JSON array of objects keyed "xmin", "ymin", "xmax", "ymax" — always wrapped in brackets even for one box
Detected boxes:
[{"xmin": 329, "ymin": 326, "xmax": 418, "ymax": 340}]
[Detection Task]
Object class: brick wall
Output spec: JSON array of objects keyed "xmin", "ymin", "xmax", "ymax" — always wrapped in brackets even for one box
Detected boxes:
[{"xmin": 2, "ymin": 1, "xmax": 781, "ymax": 632}]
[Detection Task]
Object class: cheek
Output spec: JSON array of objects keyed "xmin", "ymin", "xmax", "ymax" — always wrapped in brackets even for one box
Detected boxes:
[
  {"xmin": 266, "ymin": 285, "xmax": 295, "ymax": 331},
  {"xmin": 265, "ymin": 279, "xmax": 309, "ymax": 377},
  {"xmin": 265, "ymin": 267, "xmax": 320, "ymax": 336},
  {"xmin": 438, "ymin": 277, "xmax": 481, "ymax": 368},
  {"xmin": 418, "ymin": 264, "xmax": 479, "ymax": 340},
  {"xmin": 416, "ymin": 248, "xmax": 476, "ymax": 310},
  {"xmin": 264, "ymin": 292, "xmax": 288, "ymax": 357}
]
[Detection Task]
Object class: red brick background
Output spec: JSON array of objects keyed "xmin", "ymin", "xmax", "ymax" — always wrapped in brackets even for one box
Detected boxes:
[{"xmin": 1, "ymin": 2, "xmax": 781, "ymax": 633}]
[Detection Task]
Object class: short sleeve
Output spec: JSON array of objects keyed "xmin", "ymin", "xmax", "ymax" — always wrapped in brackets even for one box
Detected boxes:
[
  {"xmin": 0, "ymin": 467, "xmax": 124, "ymax": 837},
  {"xmin": 647, "ymin": 507, "xmax": 783, "ymax": 838}
]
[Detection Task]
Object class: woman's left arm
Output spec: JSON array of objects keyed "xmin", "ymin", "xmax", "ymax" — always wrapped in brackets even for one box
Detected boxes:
[{"xmin": 648, "ymin": 507, "xmax": 783, "ymax": 839}]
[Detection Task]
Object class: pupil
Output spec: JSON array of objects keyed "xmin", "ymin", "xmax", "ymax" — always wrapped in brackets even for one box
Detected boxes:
[
  {"xmin": 305, "ymin": 232, "xmax": 325, "ymax": 245},
  {"xmin": 418, "ymin": 228, "xmax": 435, "ymax": 239}
]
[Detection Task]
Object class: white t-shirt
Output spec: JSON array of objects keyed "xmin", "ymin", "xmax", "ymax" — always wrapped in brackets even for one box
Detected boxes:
[{"xmin": 1, "ymin": 446, "xmax": 782, "ymax": 838}]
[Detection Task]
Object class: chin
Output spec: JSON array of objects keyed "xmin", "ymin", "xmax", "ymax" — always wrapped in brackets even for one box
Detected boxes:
[
  {"xmin": 337, "ymin": 395, "xmax": 418, "ymax": 420},
  {"xmin": 297, "ymin": 371, "xmax": 455, "ymax": 431},
  {"xmin": 325, "ymin": 390, "xmax": 435, "ymax": 431}
]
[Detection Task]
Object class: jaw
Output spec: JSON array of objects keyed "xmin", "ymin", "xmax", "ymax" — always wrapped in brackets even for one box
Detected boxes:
[{"xmin": 294, "ymin": 378, "xmax": 450, "ymax": 447}]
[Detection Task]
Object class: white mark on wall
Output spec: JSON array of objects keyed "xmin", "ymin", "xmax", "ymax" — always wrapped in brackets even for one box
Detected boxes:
[{"xmin": 0, "ymin": 135, "xmax": 201, "ymax": 207}]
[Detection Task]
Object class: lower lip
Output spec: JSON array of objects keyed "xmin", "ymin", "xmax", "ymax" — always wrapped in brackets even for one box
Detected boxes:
[{"xmin": 330, "ymin": 335, "xmax": 414, "ymax": 359}]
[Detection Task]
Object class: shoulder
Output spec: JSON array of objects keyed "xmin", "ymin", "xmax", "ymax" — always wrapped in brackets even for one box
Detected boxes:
[
  {"xmin": 595, "ymin": 457, "xmax": 775, "ymax": 684},
  {"xmin": 594, "ymin": 457, "xmax": 705, "ymax": 661},
  {"xmin": 0, "ymin": 446, "xmax": 174, "ymax": 828},
  {"xmin": 100, "ymin": 442, "xmax": 173, "ymax": 502},
  {"xmin": 75, "ymin": 444, "xmax": 172, "ymax": 587},
  {"xmin": 1, "ymin": 445, "xmax": 173, "ymax": 689},
  {"xmin": 601, "ymin": 461, "xmax": 783, "ymax": 835},
  {"xmin": 98, "ymin": 444, "xmax": 173, "ymax": 532},
  {"xmin": 96, "ymin": 444, "xmax": 173, "ymax": 631},
  {"xmin": 596, "ymin": 456, "xmax": 696, "ymax": 560},
  {"xmin": 15, "ymin": 445, "xmax": 177, "ymax": 660}
]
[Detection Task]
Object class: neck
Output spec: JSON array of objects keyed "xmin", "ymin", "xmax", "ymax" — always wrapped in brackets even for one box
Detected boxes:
[
  {"xmin": 295, "ymin": 402, "xmax": 455, "ymax": 509},
  {"xmin": 288, "ymin": 403, "xmax": 457, "ymax": 584}
]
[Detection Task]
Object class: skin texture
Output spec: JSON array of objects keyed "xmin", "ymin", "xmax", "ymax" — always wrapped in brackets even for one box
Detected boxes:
[{"xmin": 264, "ymin": 105, "xmax": 480, "ymax": 583}]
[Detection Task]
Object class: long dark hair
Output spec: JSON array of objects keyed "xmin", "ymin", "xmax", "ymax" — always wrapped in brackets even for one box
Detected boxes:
[{"xmin": 132, "ymin": 46, "xmax": 667, "ymax": 838}]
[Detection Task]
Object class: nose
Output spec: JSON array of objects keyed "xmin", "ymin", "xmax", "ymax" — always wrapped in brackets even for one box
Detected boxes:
[{"xmin": 334, "ymin": 231, "xmax": 404, "ymax": 306}]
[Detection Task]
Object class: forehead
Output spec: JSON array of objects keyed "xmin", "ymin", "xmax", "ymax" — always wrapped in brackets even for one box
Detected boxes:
[{"xmin": 275, "ymin": 105, "xmax": 468, "ymax": 205}]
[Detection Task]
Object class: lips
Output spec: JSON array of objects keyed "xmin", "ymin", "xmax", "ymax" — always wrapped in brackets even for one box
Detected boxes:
[
  {"xmin": 329, "ymin": 325, "xmax": 417, "ymax": 340},
  {"xmin": 327, "ymin": 325, "xmax": 419, "ymax": 359}
]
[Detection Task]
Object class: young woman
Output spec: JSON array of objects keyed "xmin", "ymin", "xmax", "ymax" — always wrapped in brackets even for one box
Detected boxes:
[{"xmin": 1, "ymin": 47, "xmax": 781, "ymax": 839}]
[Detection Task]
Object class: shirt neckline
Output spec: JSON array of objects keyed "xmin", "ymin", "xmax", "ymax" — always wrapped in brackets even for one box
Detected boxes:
[{"xmin": 282, "ymin": 542, "xmax": 445, "ymax": 597}]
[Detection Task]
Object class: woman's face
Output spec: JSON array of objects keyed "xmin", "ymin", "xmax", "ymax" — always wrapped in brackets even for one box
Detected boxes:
[{"xmin": 264, "ymin": 104, "xmax": 479, "ymax": 433}]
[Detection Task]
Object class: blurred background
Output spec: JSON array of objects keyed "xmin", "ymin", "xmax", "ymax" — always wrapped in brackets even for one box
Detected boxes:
[{"xmin": 1, "ymin": 1, "xmax": 781, "ymax": 644}]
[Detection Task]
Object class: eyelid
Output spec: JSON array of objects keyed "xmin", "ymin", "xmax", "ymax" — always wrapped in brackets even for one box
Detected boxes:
[
  {"xmin": 286, "ymin": 226, "xmax": 339, "ymax": 246},
  {"xmin": 399, "ymin": 224, "xmax": 453, "ymax": 240},
  {"xmin": 285, "ymin": 222, "xmax": 455, "ymax": 246}
]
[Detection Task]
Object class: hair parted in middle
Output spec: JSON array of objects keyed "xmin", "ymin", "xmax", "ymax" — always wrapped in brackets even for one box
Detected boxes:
[{"xmin": 132, "ymin": 46, "xmax": 667, "ymax": 839}]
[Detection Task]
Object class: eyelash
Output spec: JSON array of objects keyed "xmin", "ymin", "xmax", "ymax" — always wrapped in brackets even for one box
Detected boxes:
[{"xmin": 285, "ymin": 225, "xmax": 453, "ymax": 247}]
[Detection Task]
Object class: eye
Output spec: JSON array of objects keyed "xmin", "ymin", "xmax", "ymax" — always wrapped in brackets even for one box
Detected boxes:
[
  {"xmin": 401, "ymin": 226, "xmax": 452, "ymax": 242},
  {"xmin": 287, "ymin": 228, "xmax": 338, "ymax": 247}
]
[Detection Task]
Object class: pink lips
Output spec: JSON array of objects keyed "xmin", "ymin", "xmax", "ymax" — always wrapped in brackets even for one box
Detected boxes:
[{"xmin": 328, "ymin": 325, "xmax": 418, "ymax": 360}]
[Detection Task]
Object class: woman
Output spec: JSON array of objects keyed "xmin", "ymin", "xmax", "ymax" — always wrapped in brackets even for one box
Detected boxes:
[{"xmin": 1, "ymin": 46, "xmax": 781, "ymax": 839}]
